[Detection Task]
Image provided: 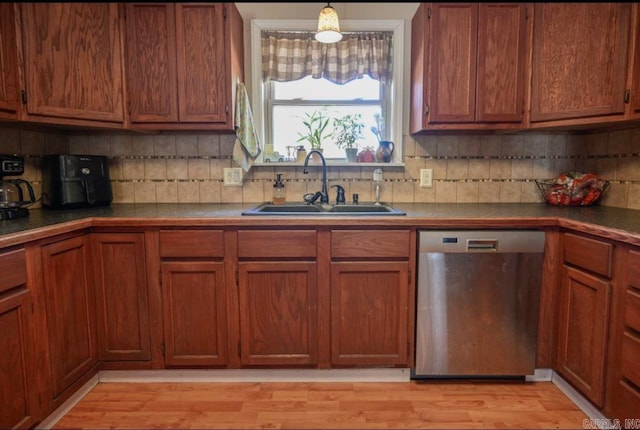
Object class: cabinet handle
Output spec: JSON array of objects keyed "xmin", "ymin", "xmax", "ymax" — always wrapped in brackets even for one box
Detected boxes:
[{"xmin": 625, "ymin": 89, "xmax": 631, "ymax": 104}]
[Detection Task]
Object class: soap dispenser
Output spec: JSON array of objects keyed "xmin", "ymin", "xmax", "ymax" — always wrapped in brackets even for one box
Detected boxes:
[{"xmin": 272, "ymin": 173, "xmax": 286, "ymax": 205}]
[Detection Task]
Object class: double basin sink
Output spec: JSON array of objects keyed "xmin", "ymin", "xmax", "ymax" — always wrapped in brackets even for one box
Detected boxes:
[{"xmin": 242, "ymin": 202, "xmax": 406, "ymax": 216}]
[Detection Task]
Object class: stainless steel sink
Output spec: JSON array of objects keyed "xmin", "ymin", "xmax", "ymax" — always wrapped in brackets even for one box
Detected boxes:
[{"xmin": 241, "ymin": 202, "xmax": 406, "ymax": 216}]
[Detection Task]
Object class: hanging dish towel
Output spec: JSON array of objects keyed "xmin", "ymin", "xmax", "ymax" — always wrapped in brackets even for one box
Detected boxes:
[{"xmin": 233, "ymin": 82, "xmax": 261, "ymax": 172}]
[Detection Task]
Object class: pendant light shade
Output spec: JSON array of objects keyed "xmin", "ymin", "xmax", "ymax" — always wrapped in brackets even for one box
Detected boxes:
[{"xmin": 315, "ymin": 3, "xmax": 342, "ymax": 43}]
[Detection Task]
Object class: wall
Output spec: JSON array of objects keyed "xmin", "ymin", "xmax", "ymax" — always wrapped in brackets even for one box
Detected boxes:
[
  {"xmin": 1, "ymin": 3, "xmax": 639, "ymax": 210},
  {"xmin": 1, "ymin": 125, "xmax": 639, "ymax": 209}
]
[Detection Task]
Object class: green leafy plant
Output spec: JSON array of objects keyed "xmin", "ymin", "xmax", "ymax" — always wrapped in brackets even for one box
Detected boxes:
[
  {"xmin": 333, "ymin": 114, "xmax": 365, "ymax": 149},
  {"xmin": 296, "ymin": 110, "xmax": 332, "ymax": 150}
]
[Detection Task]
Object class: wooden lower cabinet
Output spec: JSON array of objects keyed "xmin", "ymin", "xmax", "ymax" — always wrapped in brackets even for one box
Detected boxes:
[
  {"xmin": 238, "ymin": 262, "xmax": 318, "ymax": 366},
  {"xmin": 92, "ymin": 233, "xmax": 151, "ymax": 361},
  {"xmin": 160, "ymin": 261, "xmax": 227, "ymax": 366},
  {"xmin": 607, "ymin": 248, "xmax": 640, "ymax": 422},
  {"xmin": 41, "ymin": 235, "xmax": 97, "ymax": 399},
  {"xmin": 0, "ymin": 248, "xmax": 38, "ymax": 429},
  {"xmin": 556, "ymin": 265, "xmax": 610, "ymax": 407},
  {"xmin": 330, "ymin": 262, "xmax": 410, "ymax": 366}
]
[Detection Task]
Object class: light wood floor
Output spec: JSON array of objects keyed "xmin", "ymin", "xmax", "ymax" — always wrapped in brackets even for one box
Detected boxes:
[{"xmin": 53, "ymin": 381, "xmax": 588, "ymax": 429}]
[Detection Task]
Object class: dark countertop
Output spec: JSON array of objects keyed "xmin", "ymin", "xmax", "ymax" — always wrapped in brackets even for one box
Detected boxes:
[{"xmin": 1, "ymin": 202, "xmax": 640, "ymax": 247}]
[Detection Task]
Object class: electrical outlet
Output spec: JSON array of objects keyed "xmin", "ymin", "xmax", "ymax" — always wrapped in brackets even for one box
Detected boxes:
[
  {"xmin": 420, "ymin": 169, "xmax": 433, "ymax": 188},
  {"xmin": 223, "ymin": 168, "xmax": 243, "ymax": 186}
]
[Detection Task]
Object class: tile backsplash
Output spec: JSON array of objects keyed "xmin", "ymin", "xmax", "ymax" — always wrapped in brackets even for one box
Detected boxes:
[{"xmin": 1, "ymin": 125, "xmax": 639, "ymax": 209}]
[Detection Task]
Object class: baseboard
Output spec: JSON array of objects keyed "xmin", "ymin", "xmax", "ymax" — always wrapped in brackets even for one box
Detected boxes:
[
  {"xmin": 526, "ymin": 368, "xmax": 553, "ymax": 382},
  {"xmin": 37, "ymin": 373, "xmax": 99, "ymax": 430},
  {"xmin": 99, "ymin": 367, "xmax": 412, "ymax": 383},
  {"xmin": 551, "ymin": 371, "xmax": 617, "ymax": 429}
]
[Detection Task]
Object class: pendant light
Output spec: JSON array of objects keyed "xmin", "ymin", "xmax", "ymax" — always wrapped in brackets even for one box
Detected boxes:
[{"xmin": 315, "ymin": 3, "xmax": 342, "ymax": 43}]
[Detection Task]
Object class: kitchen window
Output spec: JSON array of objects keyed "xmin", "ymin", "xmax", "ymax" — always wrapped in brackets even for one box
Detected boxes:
[{"xmin": 250, "ymin": 20, "xmax": 405, "ymax": 164}]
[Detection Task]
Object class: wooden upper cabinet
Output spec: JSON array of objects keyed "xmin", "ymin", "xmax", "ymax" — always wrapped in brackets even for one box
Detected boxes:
[
  {"xmin": 410, "ymin": 3, "xmax": 529, "ymax": 133},
  {"xmin": 125, "ymin": 3, "xmax": 244, "ymax": 130},
  {"xmin": 530, "ymin": 3, "xmax": 633, "ymax": 126},
  {"xmin": 19, "ymin": 3, "xmax": 125, "ymax": 126},
  {"xmin": 0, "ymin": 4, "xmax": 21, "ymax": 119},
  {"xmin": 629, "ymin": 5, "xmax": 640, "ymax": 119}
]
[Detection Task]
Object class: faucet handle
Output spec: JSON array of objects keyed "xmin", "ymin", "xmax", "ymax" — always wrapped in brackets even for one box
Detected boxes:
[{"xmin": 331, "ymin": 185, "xmax": 345, "ymax": 205}]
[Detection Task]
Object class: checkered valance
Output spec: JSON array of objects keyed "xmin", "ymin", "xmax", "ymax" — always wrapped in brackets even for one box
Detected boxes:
[{"xmin": 261, "ymin": 31, "xmax": 393, "ymax": 85}]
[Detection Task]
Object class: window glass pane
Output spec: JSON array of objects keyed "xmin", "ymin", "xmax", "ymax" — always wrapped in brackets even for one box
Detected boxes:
[
  {"xmin": 272, "ymin": 105, "xmax": 382, "ymax": 159},
  {"xmin": 273, "ymin": 75, "xmax": 380, "ymax": 101}
]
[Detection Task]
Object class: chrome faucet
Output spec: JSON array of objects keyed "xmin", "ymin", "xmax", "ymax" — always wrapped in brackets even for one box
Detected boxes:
[{"xmin": 302, "ymin": 150, "xmax": 328, "ymax": 204}]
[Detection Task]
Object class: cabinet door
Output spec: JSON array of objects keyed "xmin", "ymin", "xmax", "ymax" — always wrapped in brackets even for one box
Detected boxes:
[
  {"xmin": 92, "ymin": 233, "xmax": 150, "ymax": 361},
  {"xmin": 125, "ymin": 3, "xmax": 178, "ymax": 123},
  {"xmin": 330, "ymin": 262, "xmax": 409, "ymax": 366},
  {"xmin": 41, "ymin": 235, "xmax": 97, "ymax": 399},
  {"xmin": 0, "ymin": 3, "xmax": 20, "ymax": 119},
  {"xmin": 427, "ymin": 3, "xmax": 478, "ymax": 123},
  {"xmin": 175, "ymin": 3, "xmax": 227, "ymax": 123},
  {"xmin": 557, "ymin": 265, "xmax": 610, "ymax": 407},
  {"xmin": 126, "ymin": 3, "xmax": 233, "ymax": 127},
  {"xmin": 530, "ymin": 3, "xmax": 631, "ymax": 123},
  {"xmin": 475, "ymin": 3, "xmax": 527, "ymax": 123},
  {"xmin": 238, "ymin": 262, "xmax": 318, "ymax": 366},
  {"xmin": 161, "ymin": 261, "xmax": 227, "ymax": 366},
  {"xmin": 20, "ymin": 3, "xmax": 125, "ymax": 123},
  {"xmin": 0, "ymin": 291, "xmax": 37, "ymax": 429}
]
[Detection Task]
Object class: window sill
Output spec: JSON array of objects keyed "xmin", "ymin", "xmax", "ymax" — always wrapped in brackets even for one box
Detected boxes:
[{"xmin": 252, "ymin": 162, "xmax": 405, "ymax": 168}]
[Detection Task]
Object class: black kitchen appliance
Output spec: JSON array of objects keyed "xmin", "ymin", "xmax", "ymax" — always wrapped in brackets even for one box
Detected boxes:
[
  {"xmin": 42, "ymin": 154, "xmax": 112, "ymax": 209},
  {"xmin": 0, "ymin": 155, "xmax": 37, "ymax": 220}
]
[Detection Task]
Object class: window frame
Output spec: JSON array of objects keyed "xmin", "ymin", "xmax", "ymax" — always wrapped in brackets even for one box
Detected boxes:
[{"xmin": 250, "ymin": 19, "xmax": 405, "ymax": 165}]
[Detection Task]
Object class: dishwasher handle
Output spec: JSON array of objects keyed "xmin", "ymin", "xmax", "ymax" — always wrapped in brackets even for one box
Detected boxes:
[{"xmin": 467, "ymin": 239, "xmax": 498, "ymax": 251}]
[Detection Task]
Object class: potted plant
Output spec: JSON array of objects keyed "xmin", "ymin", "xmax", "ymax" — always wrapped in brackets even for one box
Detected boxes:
[
  {"xmin": 296, "ymin": 110, "xmax": 332, "ymax": 159},
  {"xmin": 333, "ymin": 113, "xmax": 365, "ymax": 163}
]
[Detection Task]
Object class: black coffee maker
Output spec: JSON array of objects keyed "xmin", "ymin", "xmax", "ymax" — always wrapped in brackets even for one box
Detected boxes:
[{"xmin": 0, "ymin": 155, "xmax": 37, "ymax": 220}]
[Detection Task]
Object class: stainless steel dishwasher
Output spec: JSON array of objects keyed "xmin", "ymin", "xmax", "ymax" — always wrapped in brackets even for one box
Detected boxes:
[{"xmin": 413, "ymin": 230, "xmax": 545, "ymax": 379}]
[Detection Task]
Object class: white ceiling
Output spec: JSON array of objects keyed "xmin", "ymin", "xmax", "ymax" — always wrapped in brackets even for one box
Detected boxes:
[{"xmin": 234, "ymin": 3, "xmax": 420, "ymax": 21}]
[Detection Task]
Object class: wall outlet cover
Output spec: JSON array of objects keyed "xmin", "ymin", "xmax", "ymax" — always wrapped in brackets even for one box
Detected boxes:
[
  {"xmin": 223, "ymin": 168, "xmax": 243, "ymax": 186},
  {"xmin": 420, "ymin": 169, "xmax": 433, "ymax": 188}
]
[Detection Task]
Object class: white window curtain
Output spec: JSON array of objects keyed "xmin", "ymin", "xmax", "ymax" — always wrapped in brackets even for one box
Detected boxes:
[{"xmin": 261, "ymin": 30, "xmax": 393, "ymax": 85}]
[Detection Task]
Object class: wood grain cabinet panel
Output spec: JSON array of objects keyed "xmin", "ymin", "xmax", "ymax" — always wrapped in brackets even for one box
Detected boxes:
[
  {"xmin": 159, "ymin": 230, "xmax": 224, "ymax": 258},
  {"xmin": 607, "ymin": 248, "xmax": 640, "ymax": 421},
  {"xmin": 161, "ymin": 261, "xmax": 227, "ymax": 367},
  {"xmin": 563, "ymin": 232, "xmax": 613, "ymax": 278},
  {"xmin": 330, "ymin": 261, "xmax": 409, "ymax": 366},
  {"xmin": 41, "ymin": 235, "xmax": 97, "ymax": 399},
  {"xmin": 0, "ymin": 247, "xmax": 38, "ymax": 429},
  {"xmin": 410, "ymin": 3, "xmax": 528, "ymax": 132},
  {"xmin": 92, "ymin": 233, "xmax": 150, "ymax": 361},
  {"xmin": 556, "ymin": 265, "xmax": 610, "ymax": 407},
  {"xmin": 19, "ymin": 3, "xmax": 125, "ymax": 125},
  {"xmin": 530, "ymin": 3, "xmax": 632, "ymax": 125},
  {"xmin": 0, "ymin": 3, "xmax": 20, "ymax": 119},
  {"xmin": 238, "ymin": 262, "xmax": 318, "ymax": 366},
  {"xmin": 125, "ymin": 2, "xmax": 243, "ymax": 130}
]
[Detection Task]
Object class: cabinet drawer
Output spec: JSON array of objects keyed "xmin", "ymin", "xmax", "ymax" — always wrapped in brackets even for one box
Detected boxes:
[
  {"xmin": 0, "ymin": 248, "xmax": 26, "ymax": 294},
  {"xmin": 621, "ymin": 331, "xmax": 640, "ymax": 389},
  {"xmin": 159, "ymin": 230, "xmax": 224, "ymax": 258},
  {"xmin": 627, "ymin": 250, "xmax": 640, "ymax": 288},
  {"xmin": 331, "ymin": 230, "xmax": 410, "ymax": 258},
  {"xmin": 625, "ymin": 288, "xmax": 640, "ymax": 333},
  {"xmin": 237, "ymin": 230, "xmax": 316, "ymax": 258},
  {"xmin": 563, "ymin": 233, "xmax": 612, "ymax": 277}
]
